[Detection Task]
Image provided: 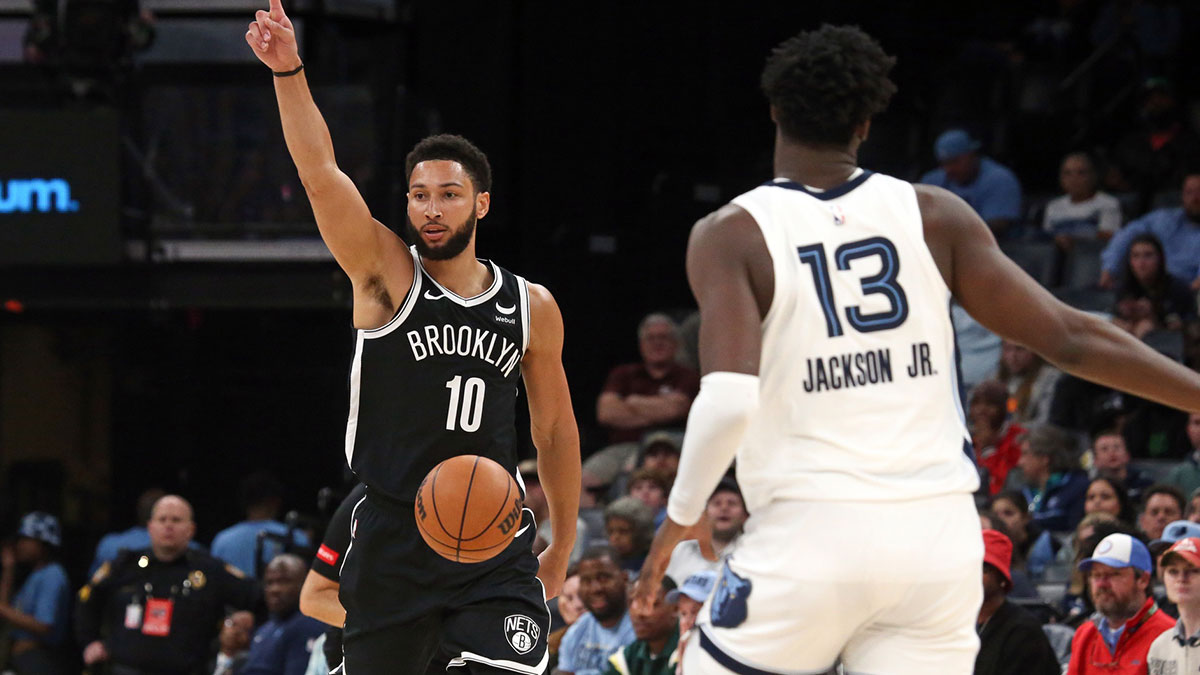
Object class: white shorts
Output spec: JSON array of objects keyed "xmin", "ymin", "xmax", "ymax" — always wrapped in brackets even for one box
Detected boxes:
[{"xmin": 686, "ymin": 493, "xmax": 983, "ymax": 675}]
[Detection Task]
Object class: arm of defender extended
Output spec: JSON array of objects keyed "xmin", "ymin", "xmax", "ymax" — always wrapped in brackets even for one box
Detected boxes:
[
  {"xmin": 299, "ymin": 570, "xmax": 344, "ymax": 627},
  {"xmin": 247, "ymin": 0, "xmax": 405, "ymax": 287},
  {"xmin": 922, "ymin": 186, "xmax": 1200, "ymax": 412},
  {"xmin": 522, "ymin": 284, "xmax": 581, "ymax": 600}
]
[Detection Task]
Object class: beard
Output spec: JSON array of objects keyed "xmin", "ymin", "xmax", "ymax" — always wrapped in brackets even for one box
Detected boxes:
[{"xmin": 407, "ymin": 211, "xmax": 477, "ymax": 261}]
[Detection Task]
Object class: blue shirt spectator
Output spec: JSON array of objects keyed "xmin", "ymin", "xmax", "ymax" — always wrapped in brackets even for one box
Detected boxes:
[
  {"xmin": 90, "ymin": 526, "xmax": 151, "ymax": 576},
  {"xmin": 12, "ymin": 562, "xmax": 71, "ymax": 646},
  {"xmin": 240, "ymin": 609, "xmax": 326, "ymax": 675},
  {"xmin": 213, "ymin": 471, "xmax": 309, "ymax": 578},
  {"xmin": 212, "ymin": 521, "xmax": 310, "ymax": 579},
  {"xmin": 1101, "ymin": 208, "xmax": 1200, "ymax": 285},
  {"xmin": 2, "ymin": 512, "xmax": 71, "ymax": 658},
  {"xmin": 90, "ymin": 488, "xmax": 172, "ymax": 576},
  {"xmin": 920, "ymin": 130, "xmax": 1023, "ymax": 231},
  {"xmin": 557, "ymin": 611, "xmax": 636, "ymax": 675}
]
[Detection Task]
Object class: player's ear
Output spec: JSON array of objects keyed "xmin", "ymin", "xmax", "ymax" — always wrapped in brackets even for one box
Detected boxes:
[
  {"xmin": 855, "ymin": 119, "xmax": 871, "ymax": 144},
  {"xmin": 475, "ymin": 191, "xmax": 490, "ymax": 220}
]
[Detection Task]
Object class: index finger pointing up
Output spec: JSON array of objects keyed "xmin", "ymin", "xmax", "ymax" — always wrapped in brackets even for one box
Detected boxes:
[{"xmin": 268, "ymin": 0, "xmax": 284, "ymax": 21}]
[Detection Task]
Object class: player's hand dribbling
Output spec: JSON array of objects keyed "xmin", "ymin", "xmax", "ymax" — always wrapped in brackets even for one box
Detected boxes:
[
  {"xmin": 245, "ymin": 0, "xmax": 301, "ymax": 72},
  {"xmin": 536, "ymin": 542, "xmax": 571, "ymax": 600},
  {"xmin": 631, "ymin": 514, "xmax": 716, "ymax": 614}
]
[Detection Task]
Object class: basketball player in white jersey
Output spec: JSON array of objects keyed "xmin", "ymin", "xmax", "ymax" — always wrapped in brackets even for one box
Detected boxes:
[{"xmin": 633, "ymin": 25, "xmax": 1200, "ymax": 675}]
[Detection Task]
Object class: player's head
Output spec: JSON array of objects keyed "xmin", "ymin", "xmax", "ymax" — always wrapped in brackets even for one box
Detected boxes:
[
  {"xmin": 405, "ymin": 134, "xmax": 492, "ymax": 261},
  {"xmin": 577, "ymin": 546, "xmax": 628, "ymax": 622},
  {"xmin": 761, "ymin": 24, "xmax": 896, "ymax": 150}
]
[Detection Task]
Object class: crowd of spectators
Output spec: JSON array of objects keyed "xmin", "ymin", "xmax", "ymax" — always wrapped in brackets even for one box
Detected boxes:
[{"xmin": 0, "ymin": 475, "xmax": 320, "ymax": 675}]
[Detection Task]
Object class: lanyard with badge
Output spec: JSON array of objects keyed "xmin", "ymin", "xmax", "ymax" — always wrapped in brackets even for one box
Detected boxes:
[{"xmin": 123, "ymin": 556, "xmax": 200, "ymax": 637}]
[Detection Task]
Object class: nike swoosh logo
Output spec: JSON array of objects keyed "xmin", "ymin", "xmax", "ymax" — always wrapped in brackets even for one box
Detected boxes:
[
  {"xmin": 515, "ymin": 523, "xmax": 531, "ymax": 538},
  {"xmin": 496, "ymin": 302, "xmax": 516, "ymax": 315},
  {"xmin": 424, "ymin": 291, "xmax": 445, "ymax": 300}
]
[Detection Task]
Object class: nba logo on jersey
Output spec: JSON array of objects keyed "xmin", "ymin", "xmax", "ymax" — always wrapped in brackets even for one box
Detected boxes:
[
  {"xmin": 503, "ymin": 614, "xmax": 539, "ymax": 654},
  {"xmin": 829, "ymin": 204, "xmax": 846, "ymax": 225}
]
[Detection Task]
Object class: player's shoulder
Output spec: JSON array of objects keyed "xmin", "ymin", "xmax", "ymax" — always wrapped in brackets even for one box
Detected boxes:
[{"xmin": 688, "ymin": 202, "xmax": 762, "ymax": 258}]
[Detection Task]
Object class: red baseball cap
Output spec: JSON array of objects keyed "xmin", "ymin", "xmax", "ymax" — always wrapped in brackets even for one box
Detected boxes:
[
  {"xmin": 983, "ymin": 529, "xmax": 1013, "ymax": 586},
  {"xmin": 1162, "ymin": 537, "xmax": 1200, "ymax": 569}
]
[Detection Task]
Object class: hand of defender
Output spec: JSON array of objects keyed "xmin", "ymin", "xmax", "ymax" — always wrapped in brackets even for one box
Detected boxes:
[
  {"xmin": 245, "ymin": 0, "xmax": 300, "ymax": 72},
  {"xmin": 630, "ymin": 514, "xmax": 716, "ymax": 613}
]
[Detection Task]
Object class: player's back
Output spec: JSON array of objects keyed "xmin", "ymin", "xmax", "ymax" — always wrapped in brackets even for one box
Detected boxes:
[{"xmin": 730, "ymin": 170, "xmax": 978, "ymax": 511}]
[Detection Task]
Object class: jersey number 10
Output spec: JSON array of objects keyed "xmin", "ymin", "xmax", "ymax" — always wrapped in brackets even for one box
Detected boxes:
[
  {"xmin": 445, "ymin": 375, "xmax": 486, "ymax": 432},
  {"xmin": 796, "ymin": 236, "xmax": 909, "ymax": 338}
]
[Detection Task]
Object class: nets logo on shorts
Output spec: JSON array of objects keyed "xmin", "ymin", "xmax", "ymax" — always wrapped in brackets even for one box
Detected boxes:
[{"xmin": 503, "ymin": 614, "xmax": 540, "ymax": 655}]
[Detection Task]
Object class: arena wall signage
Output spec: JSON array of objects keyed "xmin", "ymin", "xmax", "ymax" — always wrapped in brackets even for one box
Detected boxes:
[{"xmin": 0, "ymin": 109, "xmax": 121, "ymax": 265}]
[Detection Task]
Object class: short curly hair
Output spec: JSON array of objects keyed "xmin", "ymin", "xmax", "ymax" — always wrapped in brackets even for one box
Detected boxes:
[
  {"xmin": 405, "ymin": 133, "xmax": 492, "ymax": 194},
  {"xmin": 761, "ymin": 24, "xmax": 897, "ymax": 147}
]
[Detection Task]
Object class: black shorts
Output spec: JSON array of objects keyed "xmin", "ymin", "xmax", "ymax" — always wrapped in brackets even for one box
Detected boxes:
[{"xmin": 339, "ymin": 489, "xmax": 549, "ymax": 674}]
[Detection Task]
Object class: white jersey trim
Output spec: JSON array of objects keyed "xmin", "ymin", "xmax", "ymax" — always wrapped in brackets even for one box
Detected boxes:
[
  {"xmin": 338, "ymin": 494, "xmax": 367, "ymax": 577},
  {"xmin": 414, "ymin": 246, "xmax": 505, "ymax": 307},
  {"xmin": 517, "ymin": 276, "xmax": 531, "ymax": 355},
  {"xmin": 344, "ymin": 331, "xmax": 366, "ymax": 467}
]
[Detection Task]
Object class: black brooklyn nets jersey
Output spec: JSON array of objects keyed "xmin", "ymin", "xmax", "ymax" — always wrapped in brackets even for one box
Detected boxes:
[{"xmin": 344, "ymin": 246, "xmax": 530, "ymax": 502}]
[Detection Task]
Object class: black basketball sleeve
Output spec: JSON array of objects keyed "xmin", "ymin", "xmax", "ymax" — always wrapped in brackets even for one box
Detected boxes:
[{"xmin": 312, "ymin": 483, "xmax": 366, "ymax": 581}]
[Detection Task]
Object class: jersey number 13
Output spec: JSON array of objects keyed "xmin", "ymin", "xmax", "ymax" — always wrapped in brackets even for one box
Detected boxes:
[{"xmin": 796, "ymin": 236, "xmax": 909, "ymax": 337}]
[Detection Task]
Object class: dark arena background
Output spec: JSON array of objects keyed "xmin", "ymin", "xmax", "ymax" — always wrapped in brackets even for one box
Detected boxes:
[{"xmin": 1, "ymin": 0, "xmax": 1199, "ymax": 628}]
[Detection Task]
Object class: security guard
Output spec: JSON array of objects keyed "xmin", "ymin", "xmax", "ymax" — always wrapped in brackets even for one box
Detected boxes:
[{"xmin": 77, "ymin": 495, "xmax": 260, "ymax": 675}]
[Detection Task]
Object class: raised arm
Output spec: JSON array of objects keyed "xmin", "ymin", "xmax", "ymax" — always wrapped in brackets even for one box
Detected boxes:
[
  {"xmin": 521, "ymin": 283, "xmax": 581, "ymax": 600},
  {"xmin": 919, "ymin": 185, "xmax": 1200, "ymax": 412},
  {"xmin": 246, "ymin": 0, "xmax": 410, "ymax": 328}
]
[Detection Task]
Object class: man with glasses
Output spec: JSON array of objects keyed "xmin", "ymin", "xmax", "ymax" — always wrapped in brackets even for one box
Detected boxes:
[{"xmin": 1068, "ymin": 533, "xmax": 1174, "ymax": 674}]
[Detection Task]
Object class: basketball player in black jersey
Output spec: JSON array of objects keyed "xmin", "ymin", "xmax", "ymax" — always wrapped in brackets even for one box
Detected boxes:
[{"xmin": 247, "ymin": 3, "xmax": 580, "ymax": 673}]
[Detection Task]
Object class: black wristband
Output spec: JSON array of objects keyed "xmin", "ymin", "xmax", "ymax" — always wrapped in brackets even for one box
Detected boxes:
[{"xmin": 273, "ymin": 63, "xmax": 304, "ymax": 77}]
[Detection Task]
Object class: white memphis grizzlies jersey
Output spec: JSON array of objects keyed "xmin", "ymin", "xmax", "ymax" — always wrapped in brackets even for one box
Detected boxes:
[{"xmin": 730, "ymin": 169, "xmax": 979, "ymax": 511}]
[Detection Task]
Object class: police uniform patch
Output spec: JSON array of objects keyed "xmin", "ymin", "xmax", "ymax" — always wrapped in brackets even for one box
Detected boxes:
[
  {"xmin": 91, "ymin": 561, "xmax": 111, "ymax": 584},
  {"xmin": 189, "ymin": 570, "xmax": 206, "ymax": 589},
  {"xmin": 503, "ymin": 614, "xmax": 539, "ymax": 655}
]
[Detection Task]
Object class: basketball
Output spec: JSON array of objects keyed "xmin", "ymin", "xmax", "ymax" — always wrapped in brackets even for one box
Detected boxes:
[{"xmin": 414, "ymin": 455, "xmax": 524, "ymax": 563}]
